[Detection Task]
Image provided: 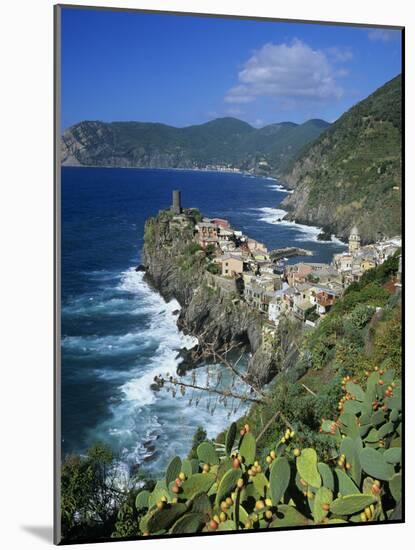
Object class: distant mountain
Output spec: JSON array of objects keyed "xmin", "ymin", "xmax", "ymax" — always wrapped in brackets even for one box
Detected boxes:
[
  {"xmin": 61, "ymin": 117, "xmax": 330, "ymax": 175},
  {"xmin": 281, "ymin": 75, "xmax": 402, "ymax": 243}
]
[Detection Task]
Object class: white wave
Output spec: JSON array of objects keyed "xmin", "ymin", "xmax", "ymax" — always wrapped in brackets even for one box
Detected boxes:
[
  {"xmin": 267, "ymin": 184, "xmax": 294, "ymax": 194},
  {"xmin": 72, "ymin": 267, "xmax": 247, "ymax": 476},
  {"xmin": 257, "ymin": 207, "xmax": 347, "ymax": 245},
  {"xmin": 257, "ymin": 207, "xmax": 289, "ymax": 224},
  {"xmin": 118, "ymin": 269, "xmax": 197, "ymax": 406}
]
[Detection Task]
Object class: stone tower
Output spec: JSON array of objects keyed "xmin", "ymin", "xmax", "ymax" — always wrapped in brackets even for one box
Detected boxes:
[
  {"xmin": 349, "ymin": 225, "xmax": 361, "ymax": 254},
  {"xmin": 171, "ymin": 190, "xmax": 182, "ymax": 215}
]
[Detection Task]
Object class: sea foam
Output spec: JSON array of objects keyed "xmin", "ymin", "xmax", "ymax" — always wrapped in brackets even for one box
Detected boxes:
[{"xmin": 257, "ymin": 207, "xmax": 346, "ymax": 245}]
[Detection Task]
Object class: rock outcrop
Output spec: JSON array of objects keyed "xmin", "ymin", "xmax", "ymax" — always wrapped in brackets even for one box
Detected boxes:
[{"xmin": 141, "ymin": 208, "xmax": 291, "ymax": 385}]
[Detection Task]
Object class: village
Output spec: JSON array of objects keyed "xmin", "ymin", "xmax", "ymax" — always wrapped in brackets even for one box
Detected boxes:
[{"xmin": 170, "ymin": 190, "xmax": 402, "ymax": 329}]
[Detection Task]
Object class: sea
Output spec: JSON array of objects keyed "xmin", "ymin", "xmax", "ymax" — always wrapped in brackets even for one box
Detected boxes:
[{"xmin": 61, "ymin": 167, "xmax": 346, "ymax": 479}]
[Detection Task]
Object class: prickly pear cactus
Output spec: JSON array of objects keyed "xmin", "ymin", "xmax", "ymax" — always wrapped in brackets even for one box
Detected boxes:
[{"xmin": 115, "ymin": 369, "xmax": 401, "ymax": 538}]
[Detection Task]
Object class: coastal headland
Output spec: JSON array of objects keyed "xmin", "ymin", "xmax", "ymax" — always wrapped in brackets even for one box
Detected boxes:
[
  {"xmin": 142, "ymin": 201, "xmax": 298, "ymax": 386},
  {"xmin": 141, "ymin": 190, "xmax": 401, "ymax": 388}
]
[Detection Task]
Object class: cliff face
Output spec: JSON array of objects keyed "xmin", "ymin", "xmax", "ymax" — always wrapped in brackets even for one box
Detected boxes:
[
  {"xmin": 280, "ymin": 75, "xmax": 402, "ymax": 243},
  {"xmin": 141, "ymin": 209, "xmax": 288, "ymax": 385}
]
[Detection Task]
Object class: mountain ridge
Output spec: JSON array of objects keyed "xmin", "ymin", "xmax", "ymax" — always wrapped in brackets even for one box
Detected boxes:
[{"xmin": 61, "ymin": 117, "xmax": 330, "ymax": 175}]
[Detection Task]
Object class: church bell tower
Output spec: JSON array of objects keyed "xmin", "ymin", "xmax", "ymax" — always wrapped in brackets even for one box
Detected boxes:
[{"xmin": 349, "ymin": 225, "xmax": 361, "ymax": 254}]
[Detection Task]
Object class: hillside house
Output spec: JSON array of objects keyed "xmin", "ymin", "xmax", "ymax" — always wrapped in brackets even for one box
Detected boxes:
[
  {"xmin": 333, "ymin": 253, "xmax": 354, "ymax": 272},
  {"xmin": 210, "ymin": 218, "xmax": 231, "ymax": 229},
  {"xmin": 268, "ymin": 290, "xmax": 285, "ymax": 324},
  {"xmin": 375, "ymin": 237, "xmax": 401, "ymax": 262},
  {"xmin": 196, "ymin": 221, "xmax": 219, "ymax": 248},
  {"xmin": 219, "ymin": 253, "xmax": 244, "ymax": 277},
  {"xmin": 218, "ymin": 239, "xmax": 237, "ymax": 253},
  {"xmin": 293, "ymin": 295, "xmax": 315, "ymax": 321},
  {"xmin": 308, "ymin": 266, "xmax": 342, "ymax": 286},
  {"xmin": 244, "ymin": 274, "xmax": 281, "ymax": 313},
  {"xmin": 315, "ymin": 288, "xmax": 339, "ymax": 314},
  {"xmin": 218, "ymin": 228, "xmax": 234, "ymax": 240},
  {"xmin": 285, "ymin": 262, "xmax": 330, "ymax": 286}
]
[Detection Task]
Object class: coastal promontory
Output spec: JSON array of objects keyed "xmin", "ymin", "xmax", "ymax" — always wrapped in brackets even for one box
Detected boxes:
[{"xmin": 141, "ymin": 206, "xmax": 300, "ymax": 386}]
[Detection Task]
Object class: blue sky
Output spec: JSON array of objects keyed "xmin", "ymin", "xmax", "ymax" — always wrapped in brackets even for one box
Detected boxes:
[{"xmin": 61, "ymin": 7, "xmax": 402, "ymax": 130}]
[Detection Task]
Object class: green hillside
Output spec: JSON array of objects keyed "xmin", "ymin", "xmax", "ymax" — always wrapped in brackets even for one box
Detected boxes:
[
  {"xmin": 281, "ymin": 75, "xmax": 402, "ymax": 243},
  {"xmin": 61, "ymin": 117, "xmax": 330, "ymax": 175},
  {"xmin": 61, "ymin": 257, "xmax": 402, "ymax": 541}
]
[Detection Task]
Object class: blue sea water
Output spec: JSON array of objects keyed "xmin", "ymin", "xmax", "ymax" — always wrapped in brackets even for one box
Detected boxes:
[{"xmin": 61, "ymin": 167, "xmax": 345, "ymax": 476}]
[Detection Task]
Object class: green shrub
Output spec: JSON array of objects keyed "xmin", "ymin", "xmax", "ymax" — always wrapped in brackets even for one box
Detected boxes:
[{"xmin": 207, "ymin": 262, "xmax": 221, "ymax": 275}]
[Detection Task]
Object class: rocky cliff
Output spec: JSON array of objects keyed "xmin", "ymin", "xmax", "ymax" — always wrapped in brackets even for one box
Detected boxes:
[
  {"xmin": 141, "ymin": 208, "xmax": 299, "ymax": 385},
  {"xmin": 280, "ymin": 75, "xmax": 402, "ymax": 243}
]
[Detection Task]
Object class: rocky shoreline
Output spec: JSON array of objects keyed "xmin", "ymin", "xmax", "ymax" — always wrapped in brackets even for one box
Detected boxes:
[{"xmin": 140, "ymin": 208, "xmax": 301, "ymax": 386}]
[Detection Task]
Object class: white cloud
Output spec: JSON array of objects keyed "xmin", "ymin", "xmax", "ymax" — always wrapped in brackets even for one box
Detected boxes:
[
  {"xmin": 368, "ymin": 29, "xmax": 400, "ymax": 42},
  {"xmin": 326, "ymin": 46, "xmax": 353, "ymax": 62},
  {"xmin": 225, "ymin": 40, "xmax": 344, "ymax": 106}
]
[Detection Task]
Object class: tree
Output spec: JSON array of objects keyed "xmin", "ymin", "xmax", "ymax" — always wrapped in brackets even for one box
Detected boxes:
[{"xmin": 61, "ymin": 443, "xmax": 124, "ymax": 540}]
